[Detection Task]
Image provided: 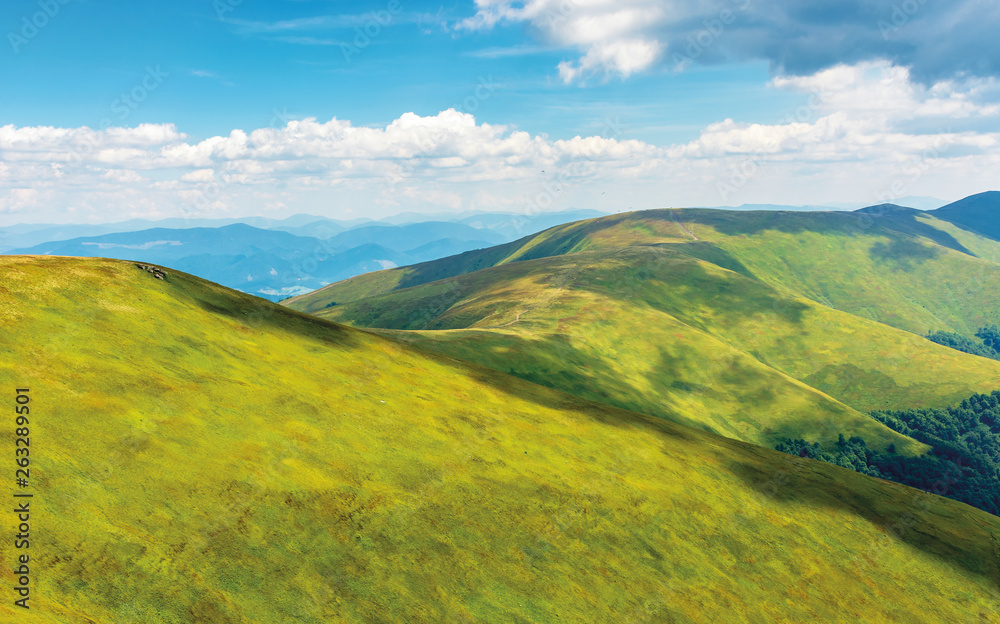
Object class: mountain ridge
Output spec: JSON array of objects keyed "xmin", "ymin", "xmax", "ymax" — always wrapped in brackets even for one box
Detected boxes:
[
  {"xmin": 285, "ymin": 202, "xmax": 1000, "ymax": 454},
  {"xmin": 930, "ymin": 191, "xmax": 1000, "ymax": 240}
]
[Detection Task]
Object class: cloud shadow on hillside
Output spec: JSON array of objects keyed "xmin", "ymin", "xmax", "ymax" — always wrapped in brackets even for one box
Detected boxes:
[
  {"xmin": 861, "ymin": 208, "xmax": 977, "ymax": 257},
  {"xmin": 396, "ymin": 322, "xmax": 1000, "ymax": 594},
  {"xmin": 180, "ymin": 273, "xmax": 360, "ymax": 349},
  {"xmin": 724, "ymin": 454, "xmax": 1000, "ymax": 590},
  {"xmin": 395, "ymin": 328, "xmax": 718, "ymax": 439},
  {"xmin": 868, "ymin": 237, "xmax": 941, "ymax": 269},
  {"xmin": 392, "ymin": 301, "xmax": 813, "ymax": 446},
  {"xmin": 356, "ymin": 245, "xmax": 815, "ymax": 434},
  {"xmin": 566, "ymin": 246, "xmax": 811, "ymax": 329},
  {"xmin": 660, "ymin": 208, "xmax": 975, "ymax": 258},
  {"xmin": 647, "ymin": 241, "xmax": 758, "ymax": 280}
]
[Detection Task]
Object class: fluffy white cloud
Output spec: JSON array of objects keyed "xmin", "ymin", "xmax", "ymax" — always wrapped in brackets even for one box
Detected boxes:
[
  {"xmin": 0, "ymin": 61, "xmax": 998, "ymax": 224},
  {"xmin": 101, "ymin": 169, "xmax": 145, "ymax": 184},
  {"xmin": 0, "ymin": 188, "xmax": 41, "ymax": 214},
  {"xmin": 675, "ymin": 62, "xmax": 1000, "ymax": 162},
  {"xmin": 558, "ymin": 38, "xmax": 662, "ymax": 83},
  {"xmin": 771, "ymin": 63, "xmax": 1000, "ymax": 122},
  {"xmin": 458, "ymin": 0, "xmax": 1000, "ymax": 84},
  {"xmin": 460, "ymin": 0, "xmax": 670, "ymax": 83},
  {"xmin": 180, "ymin": 169, "xmax": 216, "ymax": 183}
]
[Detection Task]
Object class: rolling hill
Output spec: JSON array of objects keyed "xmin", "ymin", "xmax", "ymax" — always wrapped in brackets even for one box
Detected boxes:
[
  {"xmin": 2, "ymin": 255, "xmax": 1000, "ymax": 623},
  {"xmin": 287, "ymin": 203, "xmax": 1000, "ymax": 337},
  {"xmin": 930, "ymin": 191, "xmax": 1000, "ymax": 241},
  {"xmin": 285, "ymin": 204, "xmax": 1000, "ymax": 450}
]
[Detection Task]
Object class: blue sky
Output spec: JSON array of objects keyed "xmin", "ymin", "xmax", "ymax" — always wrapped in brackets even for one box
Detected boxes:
[
  {"xmin": 0, "ymin": 0, "xmax": 802, "ymax": 143},
  {"xmin": 1, "ymin": 0, "xmax": 998, "ymax": 223}
]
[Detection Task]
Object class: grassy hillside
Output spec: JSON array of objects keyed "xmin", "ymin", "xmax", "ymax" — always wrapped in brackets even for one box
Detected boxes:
[
  {"xmin": 3, "ymin": 256, "xmax": 1000, "ymax": 623},
  {"xmin": 931, "ymin": 191, "xmax": 1000, "ymax": 241},
  {"xmin": 302, "ymin": 243, "xmax": 1000, "ymax": 447},
  {"xmin": 911, "ymin": 213, "xmax": 1000, "ymax": 266},
  {"xmin": 289, "ymin": 208, "xmax": 1000, "ymax": 338},
  {"xmin": 673, "ymin": 209, "xmax": 1000, "ymax": 336}
]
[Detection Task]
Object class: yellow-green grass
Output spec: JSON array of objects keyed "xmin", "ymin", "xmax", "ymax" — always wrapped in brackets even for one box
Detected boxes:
[
  {"xmin": 308, "ymin": 245, "xmax": 1000, "ymax": 449},
  {"xmin": 3, "ymin": 256, "xmax": 1000, "ymax": 623},
  {"xmin": 671, "ymin": 210, "xmax": 1000, "ymax": 336},
  {"xmin": 284, "ymin": 240, "xmax": 528, "ymax": 316},
  {"xmin": 289, "ymin": 209, "xmax": 1000, "ymax": 339},
  {"xmin": 288, "ymin": 208, "xmax": 1000, "ymax": 433},
  {"xmin": 282, "ymin": 213, "xmax": 627, "ymax": 315},
  {"xmin": 913, "ymin": 213, "xmax": 1000, "ymax": 266}
]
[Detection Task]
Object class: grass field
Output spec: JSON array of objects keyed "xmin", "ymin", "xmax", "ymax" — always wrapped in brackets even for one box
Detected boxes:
[
  {"xmin": 3, "ymin": 255, "xmax": 1000, "ymax": 623},
  {"xmin": 289, "ymin": 208, "xmax": 1000, "ymax": 338},
  {"xmin": 670, "ymin": 210, "xmax": 1000, "ymax": 336},
  {"xmin": 302, "ymin": 241, "xmax": 1000, "ymax": 451}
]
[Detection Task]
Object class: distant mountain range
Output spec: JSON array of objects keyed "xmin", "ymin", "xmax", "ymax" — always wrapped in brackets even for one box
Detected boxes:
[
  {"xmin": 826, "ymin": 195, "xmax": 951, "ymax": 211},
  {"xmin": 3, "ymin": 193, "xmax": 987, "ymax": 302},
  {"xmin": 0, "ymin": 209, "xmax": 609, "ymax": 252},
  {"xmin": 3, "ymin": 209, "xmax": 606, "ymax": 300},
  {"xmin": 0, "ymin": 213, "xmax": 361, "ymax": 252}
]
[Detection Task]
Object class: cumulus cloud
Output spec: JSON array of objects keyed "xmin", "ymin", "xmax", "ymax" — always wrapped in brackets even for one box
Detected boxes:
[
  {"xmin": 101, "ymin": 169, "xmax": 145, "ymax": 184},
  {"xmin": 0, "ymin": 110, "xmax": 656, "ymax": 182},
  {"xmin": 0, "ymin": 61, "xmax": 998, "ymax": 222},
  {"xmin": 458, "ymin": 0, "xmax": 1000, "ymax": 84},
  {"xmin": 675, "ymin": 62, "xmax": 1000, "ymax": 161},
  {"xmin": 0, "ymin": 188, "xmax": 41, "ymax": 214},
  {"xmin": 180, "ymin": 169, "xmax": 216, "ymax": 183}
]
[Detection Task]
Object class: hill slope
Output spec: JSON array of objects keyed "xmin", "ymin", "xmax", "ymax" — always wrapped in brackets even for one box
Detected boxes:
[
  {"xmin": 931, "ymin": 191, "xmax": 1000, "ymax": 240},
  {"xmin": 3, "ymin": 256, "xmax": 1000, "ymax": 623},
  {"xmin": 288, "ymin": 206, "xmax": 1000, "ymax": 336},
  {"xmin": 288, "ymin": 211, "xmax": 1000, "ymax": 447}
]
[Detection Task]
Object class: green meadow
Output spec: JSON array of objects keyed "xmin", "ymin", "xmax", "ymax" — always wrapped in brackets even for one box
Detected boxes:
[
  {"xmin": 3, "ymin": 255, "xmax": 1000, "ymax": 623},
  {"xmin": 293, "ymin": 210, "xmax": 1000, "ymax": 451},
  {"xmin": 292, "ymin": 208, "xmax": 1000, "ymax": 336}
]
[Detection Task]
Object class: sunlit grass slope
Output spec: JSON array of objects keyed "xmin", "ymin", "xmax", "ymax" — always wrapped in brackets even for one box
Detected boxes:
[
  {"xmin": 305, "ymin": 244, "xmax": 1000, "ymax": 447},
  {"xmin": 3, "ymin": 256, "xmax": 1000, "ymax": 623},
  {"xmin": 672, "ymin": 209, "xmax": 1000, "ymax": 336},
  {"xmin": 288, "ymin": 208, "xmax": 1000, "ymax": 338}
]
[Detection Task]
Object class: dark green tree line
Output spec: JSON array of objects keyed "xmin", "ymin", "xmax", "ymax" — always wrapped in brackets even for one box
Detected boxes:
[
  {"xmin": 776, "ymin": 390, "xmax": 1000, "ymax": 516},
  {"xmin": 925, "ymin": 330, "xmax": 999, "ymax": 360}
]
